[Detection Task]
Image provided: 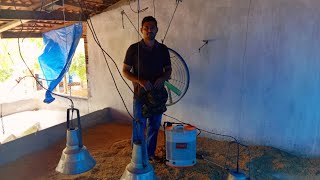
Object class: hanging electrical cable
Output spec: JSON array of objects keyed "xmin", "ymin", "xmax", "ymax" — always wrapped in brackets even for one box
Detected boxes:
[
  {"xmin": 240, "ymin": 0, "xmax": 252, "ymax": 127},
  {"xmin": 61, "ymin": 0, "xmax": 73, "ymax": 100},
  {"xmin": 121, "ymin": 9, "xmax": 143, "ymax": 39},
  {"xmin": 62, "ymin": 0, "xmax": 76, "ymax": 124},
  {"xmin": 1, "ymin": 104, "xmax": 4, "ymax": 135},
  {"xmin": 11, "ymin": 0, "xmax": 75, "ymax": 108},
  {"xmin": 121, "ymin": 10, "xmax": 125, "ymax": 29},
  {"xmin": 163, "ymin": 113, "xmax": 238, "ymax": 142},
  {"xmin": 162, "ymin": 114, "xmax": 252, "ymax": 178},
  {"xmin": 153, "ymin": 0, "xmax": 156, "ymax": 17},
  {"xmin": 161, "ymin": 0, "xmax": 182, "ymax": 44},
  {"xmin": 229, "ymin": 0, "xmax": 253, "ymax": 178},
  {"xmin": 137, "ymin": 0, "xmax": 140, "ymax": 93},
  {"xmin": 128, "ymin": 0, "xmax": 148, "ymax": 13},
  {"xmin": 77, "ymin": 0, "xmax": 136, "ymax": 121},
  {"xmin": 7, "ymin": 52, "xmax": 15, "ymax": 65}
]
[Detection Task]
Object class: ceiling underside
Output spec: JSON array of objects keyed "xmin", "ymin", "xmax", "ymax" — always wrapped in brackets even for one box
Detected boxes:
[{"xmin": 0, "ymin": 0, "xmax": 122, "ymax": 38}]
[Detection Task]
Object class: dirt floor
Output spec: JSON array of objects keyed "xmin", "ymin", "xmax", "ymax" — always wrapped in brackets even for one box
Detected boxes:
[{"xmin": 0, "ymin": 121, "xmax": 319, "ymax": 180}]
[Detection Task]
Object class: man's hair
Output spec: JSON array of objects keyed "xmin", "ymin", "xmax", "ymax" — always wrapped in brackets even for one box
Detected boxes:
[{"xmin": 141, "ymin": 16, "xmax": 157, "ymax": 28}]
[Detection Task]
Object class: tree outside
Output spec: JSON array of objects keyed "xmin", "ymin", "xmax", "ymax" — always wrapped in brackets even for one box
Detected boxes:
[{"xmin": 0, "ymin": 38, "xmax": 88, "ymax": 102}]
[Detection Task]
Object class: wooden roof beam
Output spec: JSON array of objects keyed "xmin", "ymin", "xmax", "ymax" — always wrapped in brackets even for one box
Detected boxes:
[
  {"xmin": 0, "ymin": 2, "xmax": 31, "ymax": 7},
  {"xmin": 0, "ymin": 9, "xmax": 87, "ymax": 21},
  {"xmin": 0, "ymin": 20, "xmax": 29, "ymax": 33},
  {"xmin": 0, "ymin": 32, "xmax": 43, "ymax": 38}
]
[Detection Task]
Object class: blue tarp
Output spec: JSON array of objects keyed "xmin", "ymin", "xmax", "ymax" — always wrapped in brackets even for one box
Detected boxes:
[{"xmin": 38, "ymin": 23, "xmax": 83, "ymax": 103}]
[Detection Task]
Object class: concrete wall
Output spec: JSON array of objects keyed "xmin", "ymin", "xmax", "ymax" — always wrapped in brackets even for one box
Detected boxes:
[
  {"xmin": 0, "ymin": 95, "xmax": 89, "ymax": 117},
  {"xmin": 38, "ymin": 96, "xmax": 90, "ymax": 115},
  {"xmin": 0, "ymin": 99, "xmax": 39, "ymax": 117},
  {"xmin": 0, "ymin": 107, "xmax": 112, "ymax": 165},
  {"xmin": 87, "ymin": 0, "xmax": 320, "ymax": 156}
]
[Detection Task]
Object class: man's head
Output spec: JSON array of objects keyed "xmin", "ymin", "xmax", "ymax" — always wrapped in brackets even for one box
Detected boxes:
[{"xmin": 141, "ymin": 16, "xmax": 158, "ymax": 41}]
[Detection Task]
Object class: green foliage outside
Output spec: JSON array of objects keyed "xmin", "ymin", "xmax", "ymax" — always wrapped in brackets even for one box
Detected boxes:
[
  {"xmin": 69, "ymin": 50, "xmax": 87, "ymax": 84},
  {"xmin": 0, "ymin": 61, "xmax": 14, "ymax": 82},
  {"xmin": 0, "ymin": 38, "xmax": 86, "ymax": 84},
  {"xmin": 0, "ymin": 41, "xmax": 14, "ymax": 82}
]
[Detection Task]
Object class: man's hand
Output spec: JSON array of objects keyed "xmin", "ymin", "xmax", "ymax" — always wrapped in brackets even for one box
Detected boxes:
[
  {"xmin": 154, "ymin": 77, "xmax": 166, "ymax": 89},
  {"xmin": 139, "ymin": 79, "xmax": 153, "ymax": 91},
  {"xmin": 123, "ymin": 64, "xmax": 153, "ymax": 91}
]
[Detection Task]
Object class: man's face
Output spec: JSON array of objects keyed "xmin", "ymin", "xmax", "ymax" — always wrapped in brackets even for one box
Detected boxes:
[{"xmin": 141, "ymin": 21, "xmax": 158, "ymax": 41}]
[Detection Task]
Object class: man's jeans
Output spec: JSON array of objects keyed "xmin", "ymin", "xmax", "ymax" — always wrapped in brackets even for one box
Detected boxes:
[{"xmin": 132, "ymin": 99, "xmax": 162, "ymax": 157}]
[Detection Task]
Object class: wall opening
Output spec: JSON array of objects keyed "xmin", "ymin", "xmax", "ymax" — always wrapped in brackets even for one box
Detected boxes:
[{"xmin": 0, "ymin": 37, "xmax": 88, "ymax": 144}]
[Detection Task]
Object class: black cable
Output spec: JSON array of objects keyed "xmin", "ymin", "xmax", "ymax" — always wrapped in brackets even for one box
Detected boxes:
[
  {"xmin": 202, "ymin": 156, "xmax": 226, "ymax": 170},
  {"xmin": 162, "ymin": 122, "xmax": 168, "ymax": 162},
  {"xmin": 128, "ymin": 0, "xmax": 148, "ymax": 13},
  {"xmin": 77, "ymin": 0, "xmax": 136, "ymax": 121},
  {"xmin": 234, "ymin": 0, "xmax": 252, "ymax": 178},
  {"xmin": 79, "ymin": 2, "xmax": 159, "ymax": 167},
  {"xmin": 12, "ymin": 0, "xmax": 74, "ymax": 107},
  {"xmin": 7, "ymin": 52, "xmax": 15, "ymax": 65},
  {"xmin": 247, "ymin": 147, "xmax": 252, "ymax": 179},
  {"xmin": 17, "ymin": 37, "xmax": 74, "ymax": 106},
  {"xmin": 161, "ymin": 0, "xmax": 181, "ymax": 44},
  {"xmin": 1, "ymin": 104, "xmax": 4, "ymax": 135},
  {"xmin": 239, "ymin": 0, "xmax": 252, "ymax": 141},
  {"xmin": 153, "ymin": 0, "xmax": 156, "ymax": 17},
  {"xmin": 82, "ymin": 0, "xmax": 166, "ymax": 107},
  {"xmin": 129, "ymin": 0, "xmax": 138, "ymax": 13},
  {"xmin": 121, "ymin": 9, "xmax": 143, "ymax": 39},
  {"xmin": 80, "ymin": 8, "xmax": 135, "ymax": 95},
  {"xmin": 163, "ymin": 113, "xmax": 238, "ymax": 143},
  {"xmin": 163, "ymin": 115, "xmax": 253, "ymax": 178},
  {"xmin": 163, "ymin": 115, "xmax": 239, "ymax": 171},
  {"xmin": 137, "ymin": 0, "xmax": 140, "ymax": 101},
  {"xmin": 121, "ymin": 10, "xmax": 125, "ymax": 29},
  {"xmin": 199, "ymin": 40, "xmax": 209, "ymax": 53},
  {"xmin": 11, "ymin": 0, "xmax": 71, "ymax": 81}
]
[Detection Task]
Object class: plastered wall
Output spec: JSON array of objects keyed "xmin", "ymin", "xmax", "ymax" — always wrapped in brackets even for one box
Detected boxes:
[{"xmin": 87, "ymin": 0, "xmax": 320, "ymax": 156}]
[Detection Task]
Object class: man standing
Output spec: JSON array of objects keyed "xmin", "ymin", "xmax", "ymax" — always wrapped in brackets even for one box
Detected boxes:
[{"xmin": 122, "ymin": 16, "xmax": 172, "ymax": 161}]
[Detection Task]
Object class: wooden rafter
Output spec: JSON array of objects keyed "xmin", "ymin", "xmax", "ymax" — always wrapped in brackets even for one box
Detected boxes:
[
  {"xmin": 0, "ymin": 9, "xmax": 86, "ymax": 21},
  {"xmin": 0, "ymin": 0, "xmax": 119, "ymax": 38},
  {"xmin": 0, "ymin": 2, "xmax": 31, "ymax": 7}
]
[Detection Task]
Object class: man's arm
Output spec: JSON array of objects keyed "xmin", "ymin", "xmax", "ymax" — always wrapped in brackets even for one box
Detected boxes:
[{"xmin": 122, "ymin": 63, "xmax": 153, "ymax": 91}]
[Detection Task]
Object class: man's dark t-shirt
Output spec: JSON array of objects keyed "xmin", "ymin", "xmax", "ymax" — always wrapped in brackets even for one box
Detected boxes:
[{"xmin": 124, "ymin": 40, "xmax": 171, "ymax": 99}]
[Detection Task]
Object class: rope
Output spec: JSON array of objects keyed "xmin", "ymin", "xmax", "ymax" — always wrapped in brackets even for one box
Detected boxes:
[
  {"xmin": 162, "ymin": 0, "xmax": 181, "ymax": 44},
  {"xmin": 153, "ymin": 0, "xmax": 156, "ymax": 17},
  {"xmin": 1, "ymin": 104, "xmax": 4, "ymax": 135},
  {"xmin": 121, "ymin": 10, "xmax": 142, "ymax": 39},
  {"xmin": 128, "ymin": 0, "xmax": 148, "ymax": 13},
  {"xmin": 240, "ymin": 0, "xmax": 252, "ymax": 124},
  {"xmin": 137, "ymin": 0, "xmax": 140, "ymax": 91}
]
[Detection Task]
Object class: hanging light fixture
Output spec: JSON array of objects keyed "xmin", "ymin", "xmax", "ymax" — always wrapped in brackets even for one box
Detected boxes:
[
  {"xmin": 226, "ymin": 142, "xmax": 248, "ymax": 180},
  {"xmin": 121, "ymin": 140, "xmax": 157, "ymax": 180},
  {"xmin": 56, "ymin": 108, "xmax": 96, "ymax": 175},
  {"xmin": 227, "ymin": 169, "xmax": 246, "ymax": 180}
]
